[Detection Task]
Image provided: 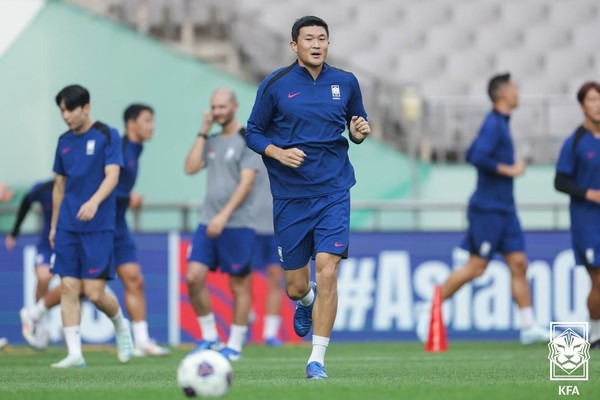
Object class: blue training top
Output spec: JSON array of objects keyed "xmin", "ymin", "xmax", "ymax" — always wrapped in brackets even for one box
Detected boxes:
[
  {"xmin": 114, "ymin": 136, "xmax": 144, "ymax": 221},
  {"xmin": 52, "ymin": 121, "xmax": 123, "ymax": 232},
  {"xmin": 10, "ymin": 180, "xmax": 53, "ymax": 249},
  {"xmin": 556, "ymin": 127, "xmax": 600, "ymax": 232},
  {"xmin": 466, "ymin": 110, "xmax": 516, "ymax": 213},
  {"xmin": 246, "ymin": 62, "xmax": 368, "ymax": 199}
]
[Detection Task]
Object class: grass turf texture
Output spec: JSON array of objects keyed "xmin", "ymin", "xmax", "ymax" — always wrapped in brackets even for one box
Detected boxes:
[{"xmin": 1, "ymin": 342, "xmax": 599, "ymax": 400}]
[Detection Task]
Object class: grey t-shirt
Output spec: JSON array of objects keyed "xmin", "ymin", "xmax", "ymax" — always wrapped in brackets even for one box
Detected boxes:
[
  {"xmin": 253, "ymin": 162, "xmax": 275, "ymax": 235},
  {"xmin": 200, "ymin": 131, "xmax": 262, "ymax": 228}
]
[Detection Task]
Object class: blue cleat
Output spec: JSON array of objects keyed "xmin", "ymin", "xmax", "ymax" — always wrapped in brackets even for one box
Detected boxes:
[
  {"xmin": 293, "ymin": 281, "xmax": 316, "ymax": 337},
  {"xmin": 192, "ymin": 339, "xmax": 222, "ymax": 353},
  {"xmin": 219, "ymin": 346, "xmax": 242, "ymax": 361},
  {"xmin": 306, "ymin": 361, "xmax": 328, "ymax": 379},
  {"xmin": 265, "ymin": 337, "xmax": 283, "ymax": 347}
]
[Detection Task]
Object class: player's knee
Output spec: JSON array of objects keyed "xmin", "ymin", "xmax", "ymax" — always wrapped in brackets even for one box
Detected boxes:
[
  {"xmin": 285, "ymin": 281, "xmax": 308, "ymax": 300},
  {"xmin": 317, "ymin": 263, "xmax": 339, "ymax": 284},
  {"xmin": 124, "ymin": 273, "xmax": 144, "ymax": 292},
  {"xmin": 511, "ymin": 259, "xmax": 528, "ymax": 277},
  {"xmin": 470, "ymin": 264, "xmax": 487, "ymax": 278},
  {"xmin": 85, "ymin": 289, "xmax": 103, "ymax": 305},
  {"xmin": 186, "ymin": 266, "xmax": 205, "ymax": 287}
]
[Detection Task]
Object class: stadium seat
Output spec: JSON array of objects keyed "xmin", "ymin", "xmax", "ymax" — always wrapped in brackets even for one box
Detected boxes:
[
  {"xmin": 419, "ymin": 79, "xmax": 468, "ymax": 97},
  {"xmin": 450, "ymin": 1, "xmax": 499, "ymax": 27},
  {"xmin": 524, "ymin": 25, "xmax": 570, "ymax": 51},
  {"xmin": 445, "ymin": 51, "xmax": 494, "ymax": 80},
  {"xmin": 499, "ymin": 1, "xmax": 548, "ymax": 27},
  {"xmin": 495, "ymin": 51, "xmax": 543, "ymax": 77},
  {"xmin": 544, "ymin": 50, "xmax": 594, "ymax": 78},
  {"xmin": 548, "ymin": 0, "xmax": 598, "ymax": 27},
  {"xmin": 391, "ymin": 52, "xmax": 444, "ymax": 83},
  {"xmin": 571, "ymin": 23, "xmax": 600, "ymax": 51},
  {"xmin": 400, "ymin": 2, "xmax": 452, "ymax": 28},
  {"xmin": 424, "ymin": 27, "xmax": 473, "ymax": 52},
  {"xmin": 518, "ymin": 76, "xmax": 566, "ymax": 96},
  {"xmin": 375, "ymin": 26, "xmax": 425, "ymax": 52},
  {"xmin": 475, "ymin": 24, "xmax": 522, "ymax": 50}
]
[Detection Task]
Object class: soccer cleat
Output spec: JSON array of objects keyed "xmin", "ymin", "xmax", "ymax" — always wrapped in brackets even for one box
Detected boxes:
[
  {"xmin": 193, "ymin": 339, "xmax": 223, "ymax": 353},
  {"xmin": 293, "ymin": 281, "xmax": 316, "ymax": 337},
  {"xmin": 0, "ymin": 337, "xmax": 8, "ymax": 350},
  {"xmin": 306, "ymin": 361, "xmax": 328, "ymax": 379},
  {"xmin": 416, "ymin": 302, "xmax": 432, "ymax": 343},
  {"xmin": 115, "ymin": 319, "xmax": 134, "ymax": 363},
  {"xmin": 20, "ymin": 307, "xmax": 43, "ymax": 349},
  {"xmin": 219, "ymin": 346, "xmax": 242, "ymax": 361},
  {"xmin": 520, "ymin": 324, "xmax": 549, "ymax": 345},
  {"xmin": 51, "ymin": 355, "xmax": 86, "ymax": 368},
  {"xmin": 265, "ymin": 337, "xmax": 283, "ymax": 347},
  {"xmin": 133, "ymin": 339, "xmax": 170, "ymax": 357}
]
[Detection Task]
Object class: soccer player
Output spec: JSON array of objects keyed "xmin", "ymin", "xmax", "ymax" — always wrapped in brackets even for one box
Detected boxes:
[
  {"xmin": 0, "ymin": 183, "xmax": 14, "ymax": 351},
  {"xmin": 6, "ymin": 179, "xmax": 58, "ymax": 348},
  {"xmin": 555, "ymin": 81, "xmax": 600, "ymax": 349},
  {"xmin": 246, "ymin": 16, "xmax": 371, "ymax": 379},
  {"xmin": 416, "ymin": 73, "xmax": 547, "ymax": 345},
  {"xmin": 50, "ymin": 84, "xmax": 133, "ymax": 368},
  {"xmin": 184, "ymin": 87, "xmax": 261, "ymax": 361},
  {"xmin": 113, "ymin": 104, "xmax": 169, "ymax": 356},
  {"xmin": 252, "ymin": 163, "xmax": 284, "ymax": 346}
]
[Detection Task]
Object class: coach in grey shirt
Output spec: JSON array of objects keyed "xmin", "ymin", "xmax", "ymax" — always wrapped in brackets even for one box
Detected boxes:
[{"xmin": 184, "ymin": 87, "xmax": 261, "ymax": 361}]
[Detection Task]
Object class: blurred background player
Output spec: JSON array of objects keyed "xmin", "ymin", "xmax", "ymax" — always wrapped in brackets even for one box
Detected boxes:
[
  {"xmin": 555, "ymin": 81, "xmax": 600, "ymax": 349},
  {"xmin": 251, "ymin": 162, "xmax": 284, "ymax": 346},
  {"xmin": 246, "ymin": 16, "xmax": 371, "ymax": 379},
  {"xmin": 50, "ymin": 84, "xmax": 133, "ymax": 368},
  {"xmin": 6, "ymin": 179, "xmax": 57, "ymax": 348},
  {"xmin": 0, "ymin": 182, "xmax": 14, "ymax": 350},
  {"xmin": 417, "ymin": 73, "xmax": 547, "ymax": 345},
  {"xmin": 114, "ymin": 104, "xmax": 169, "ymax": 357},
  {"xmin": 184, "ymin": 87, "xmax": 261, "ymax": 361}
]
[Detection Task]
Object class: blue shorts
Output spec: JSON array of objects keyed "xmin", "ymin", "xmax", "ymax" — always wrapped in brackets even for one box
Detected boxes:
[
  {"xmin": 274, "ymin": 190, "xmax": 350, "ymax": 270},
  {"xmin": 461, "ymin": 207, "xmax": 525, "ymax": 259},
  {"xmin": 35, "ymin": 244, "xmax": 53, "ymax": 267},
  {"xmin": 188, "ymin": 225, "xmax": 255, "ymax": 275},
  {"xmin": 114, "ymin": 218, "xmax": 137, "ymax": 267},
  {"xmin": 52, "ymin": 229, "xmax": 115, "ymax": 280},
  {"xmin": 252, "ymin": 234, "xmax": 281, "ymax": 270},
  {"xmin": 571, "ymin": 230, "xmax": 600, "ymax": 268}
]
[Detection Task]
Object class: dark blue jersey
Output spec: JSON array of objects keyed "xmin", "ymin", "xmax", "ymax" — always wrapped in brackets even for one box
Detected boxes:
[
  {"xmin": 115, "ymin": 136, "xmax": 143, "ymax": 220},
  {"xmin": 246, "ymin": 62, "xmax": 368, "ymax": 199},
  {"xmin": 10, "ymin": 180, "xmax": 53, "ymax": 249},
  {"xmin": 556, "ymin": 127, "xmax": 600, "ymax": 231},
  {"xmin": 52, "ymin": 121, "xmax": 123, "ymax": 232},
  {"xmin": 466, "ymin": 110, "xmax": 515, "ymax": 212}
]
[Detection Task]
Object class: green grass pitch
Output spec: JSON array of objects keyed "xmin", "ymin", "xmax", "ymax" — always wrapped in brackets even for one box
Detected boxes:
[{"xmin": 1, "ymin": 342, "xmax": 599, "ymax": 399}]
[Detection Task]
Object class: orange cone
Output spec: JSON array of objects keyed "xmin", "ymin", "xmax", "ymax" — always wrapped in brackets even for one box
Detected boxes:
[{"xmin": 425, "ymin": 285, "xmax": 448, "ymax": 352}]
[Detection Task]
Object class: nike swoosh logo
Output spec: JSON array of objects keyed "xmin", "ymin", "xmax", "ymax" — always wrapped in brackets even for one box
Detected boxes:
[
  {"xmin": 334, "ymin": 242, "xmax": 345, "ymax": 248},
  {"xmin": 88, "ymin": 268, "xmax": 100, "ymax": 274},
  {"xmin": 288, "ymin": 92, "xmax": 301, "ymax": 98},
  {"xmin": 62, "ymin": 147, "xmax": 72, "ymax": 154}
]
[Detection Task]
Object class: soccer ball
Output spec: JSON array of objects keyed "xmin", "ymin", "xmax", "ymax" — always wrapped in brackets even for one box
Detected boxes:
[{"xmin": 177, "ymin": 350, "xmax": 233, "ymax": 398}]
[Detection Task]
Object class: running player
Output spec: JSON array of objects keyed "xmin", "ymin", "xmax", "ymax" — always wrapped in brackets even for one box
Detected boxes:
[
  {"xmin": 555, "ymin": 81, "xmax": 600, "ymax": 349},
  {"xmin": 416, "ymin": 73, "xmax": 547, "ymax": 345},
  {"xmin": 184, "ymin": 87, "xmax": 261, "ymax": 361},
  {"xmin": 246, "ymin": 16, "xmax": 371, "ymax": 378},
  {"xmin": 50, "ymin": 84, "xmax": 133, "ymax": 367}
]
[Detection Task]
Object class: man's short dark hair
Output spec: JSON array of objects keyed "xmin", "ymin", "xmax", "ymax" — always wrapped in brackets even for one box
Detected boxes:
[
  {"xmin": 577, "ymin": 81, "xmax": 600, "ymax": 105},
  {"xmin": 291, "ymin": 16, "xmax": 329, "ymax": 43},
  {"xmin": 123, "ymin": 104, "xmax": 154, "ymax": 124},
  {"xmin": 487, "ymin": 73, "xmax": 511, "ymax": 102},
  {"xmin": 55, "ymin": 84, "xmax": 90, "ymax": 110}
]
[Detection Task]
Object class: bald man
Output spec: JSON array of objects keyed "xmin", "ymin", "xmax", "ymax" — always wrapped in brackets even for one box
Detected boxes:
[{"xmin": 184, "ymin": 88, "xmax": 262, "ymax": 360}]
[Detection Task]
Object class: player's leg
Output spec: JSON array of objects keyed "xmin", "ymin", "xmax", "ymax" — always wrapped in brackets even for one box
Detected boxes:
[
  {"xmin": 20, "ymin": 257, "xmax": 56, "ymax": 348},
  {"xmin": 35, "ymin": 264, "xmax": 52, "ymax": 301},
  {"xmin": 441, "ymin": 255, "xmax": 489, "ymax": 300},
  {"xmin": 586, "ymin": 267, "xmax": 600, "ymax": 348},
  {"xmin": 221, "ymin": 273, "xmax": 252, "ymax": 360},
  {"xmin": 264, "ymin": 263, "xmax": 284, "ymax": 345}
]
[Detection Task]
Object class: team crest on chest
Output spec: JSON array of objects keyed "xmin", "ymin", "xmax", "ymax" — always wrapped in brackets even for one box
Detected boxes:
[
  {"xmin": 331, "ymin": 85, "xmax": 341, "ymax": 100},
  {"xmin": 86, "ymin": 140, "xmax": 95, "ymax": 155}
]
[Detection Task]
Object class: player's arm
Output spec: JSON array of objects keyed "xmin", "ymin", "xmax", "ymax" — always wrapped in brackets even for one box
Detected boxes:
[
  {"xmin": 5, "ymin": 192, "xmax": 33, "ymax": 250},
  {"xmin": 347, "ymin": 74, "xmax": 371, "ymax": 144},
  {"xmin": 185, "ymin": 111, "xmax": 212, "ymax": 174},
  {"xmin": 50, "ymin": 175, "xmax": 65, "ymax": 249},
  {"xmin": 206, "ymin": 168, "xmax": 257, "ymax": 238},
  {"xmin": 554, "ymin": 173, "xmax": 591, "ymax": 200},
  {"xmin": 77, "ymin": 164, "xmax": 120, "ymax": 221}
]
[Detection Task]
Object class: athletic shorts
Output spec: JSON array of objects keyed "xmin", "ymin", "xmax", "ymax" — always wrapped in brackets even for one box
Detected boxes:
[
  {"xmin": 188, "ymin": 224, "xmax": 255, "ymax": 275},
  {"xmin": 461, "ymin": 206, "xmax": 525, "ymax": 259},
  {"xmin": 571, "ymin": 230, "xmax": 600, "ymax": 268},
  {"xmin": 114, "ymin": 217, "xmax": 137, "ymax": 267},
  {"xmin": 273, "ymin": 190, "xmax": 350, "ymax": 270},
  {"xmin": 52, "ymin": 229, "xmax": 115, "ymax": 280},
  {"xmin": 252, "ymin": 234, "xmax": 281, "ymax": 270},
  {"xmin": 35, "ymin": 244, "xmax": 53, "ymax": 267}
]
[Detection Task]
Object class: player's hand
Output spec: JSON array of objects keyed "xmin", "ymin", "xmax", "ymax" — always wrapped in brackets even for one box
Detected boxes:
[
  {"xmin": 276, "ymin": 148, "xmax": 306, "ymax": 168},
  {"xmin": 49, "ymin": 229, "xmax": 56, "ymax": 249},
  {"xmin": 129, "ymin": 192, "xmax": 143, "ymax": 210},
  {"xmin": 199, "ymin": 110, "xmax": 213, "ymax": 136},
  {"xmin": 350, "ymin": 116, "xmax": 371, "ymax": 140},
  {"xmin": 77, "ymin": 200, "xmax": 99, "ymax": 221},
  {"xmin": 511, "ymin": 161, "xmax": 526, "ymax": 177},
  {"xmin": 586, "ymin": 189, "xmax": 600, "ymax": 204},
  {"xmin": 5, "ymin": 235, "xmax": 16, "ymax": 251},
  {"xmin": 206, "ymin": 213, "xmax": 227, "ymax": 238}
]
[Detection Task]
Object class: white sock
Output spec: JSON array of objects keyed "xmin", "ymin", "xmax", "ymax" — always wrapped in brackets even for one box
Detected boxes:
[
  {"xmin": 227, "ymin": 324, "xmax": 248, "ymax": 352},
  {"xmin": 110, "ymin": 308, "xmax": 127, "ymax": 332},
  {"xmin": 30, "ymin": 299, "xmax": 48, "ymax": 320},
  {"xmin": 263, "ymin": 315, "xmax": 281, "ymax": 340},
  {"xmin": 307, "ymin": 335, "xmax": 330, "ymax": 365},
  {"xmin": 299, "ymin": 285, "xmax": 315, "ymax": 306},
  {"xmin": 519, "ymin": 306, "xmax": 535, "ymax": 330},
  {"xmin": 198, "ymin": 313, "xmax": 218, "ymax": 342},
  {"xmin": 132, "ymin": 320, "xmax": 150, "ymax": 348},
  {"xmin": 590, "ymin": 319, "xmax": 600, "ymax": 343},
  {"xmin": 63, "ymin": 326, "xmax": 82, "ymax": 358}
]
